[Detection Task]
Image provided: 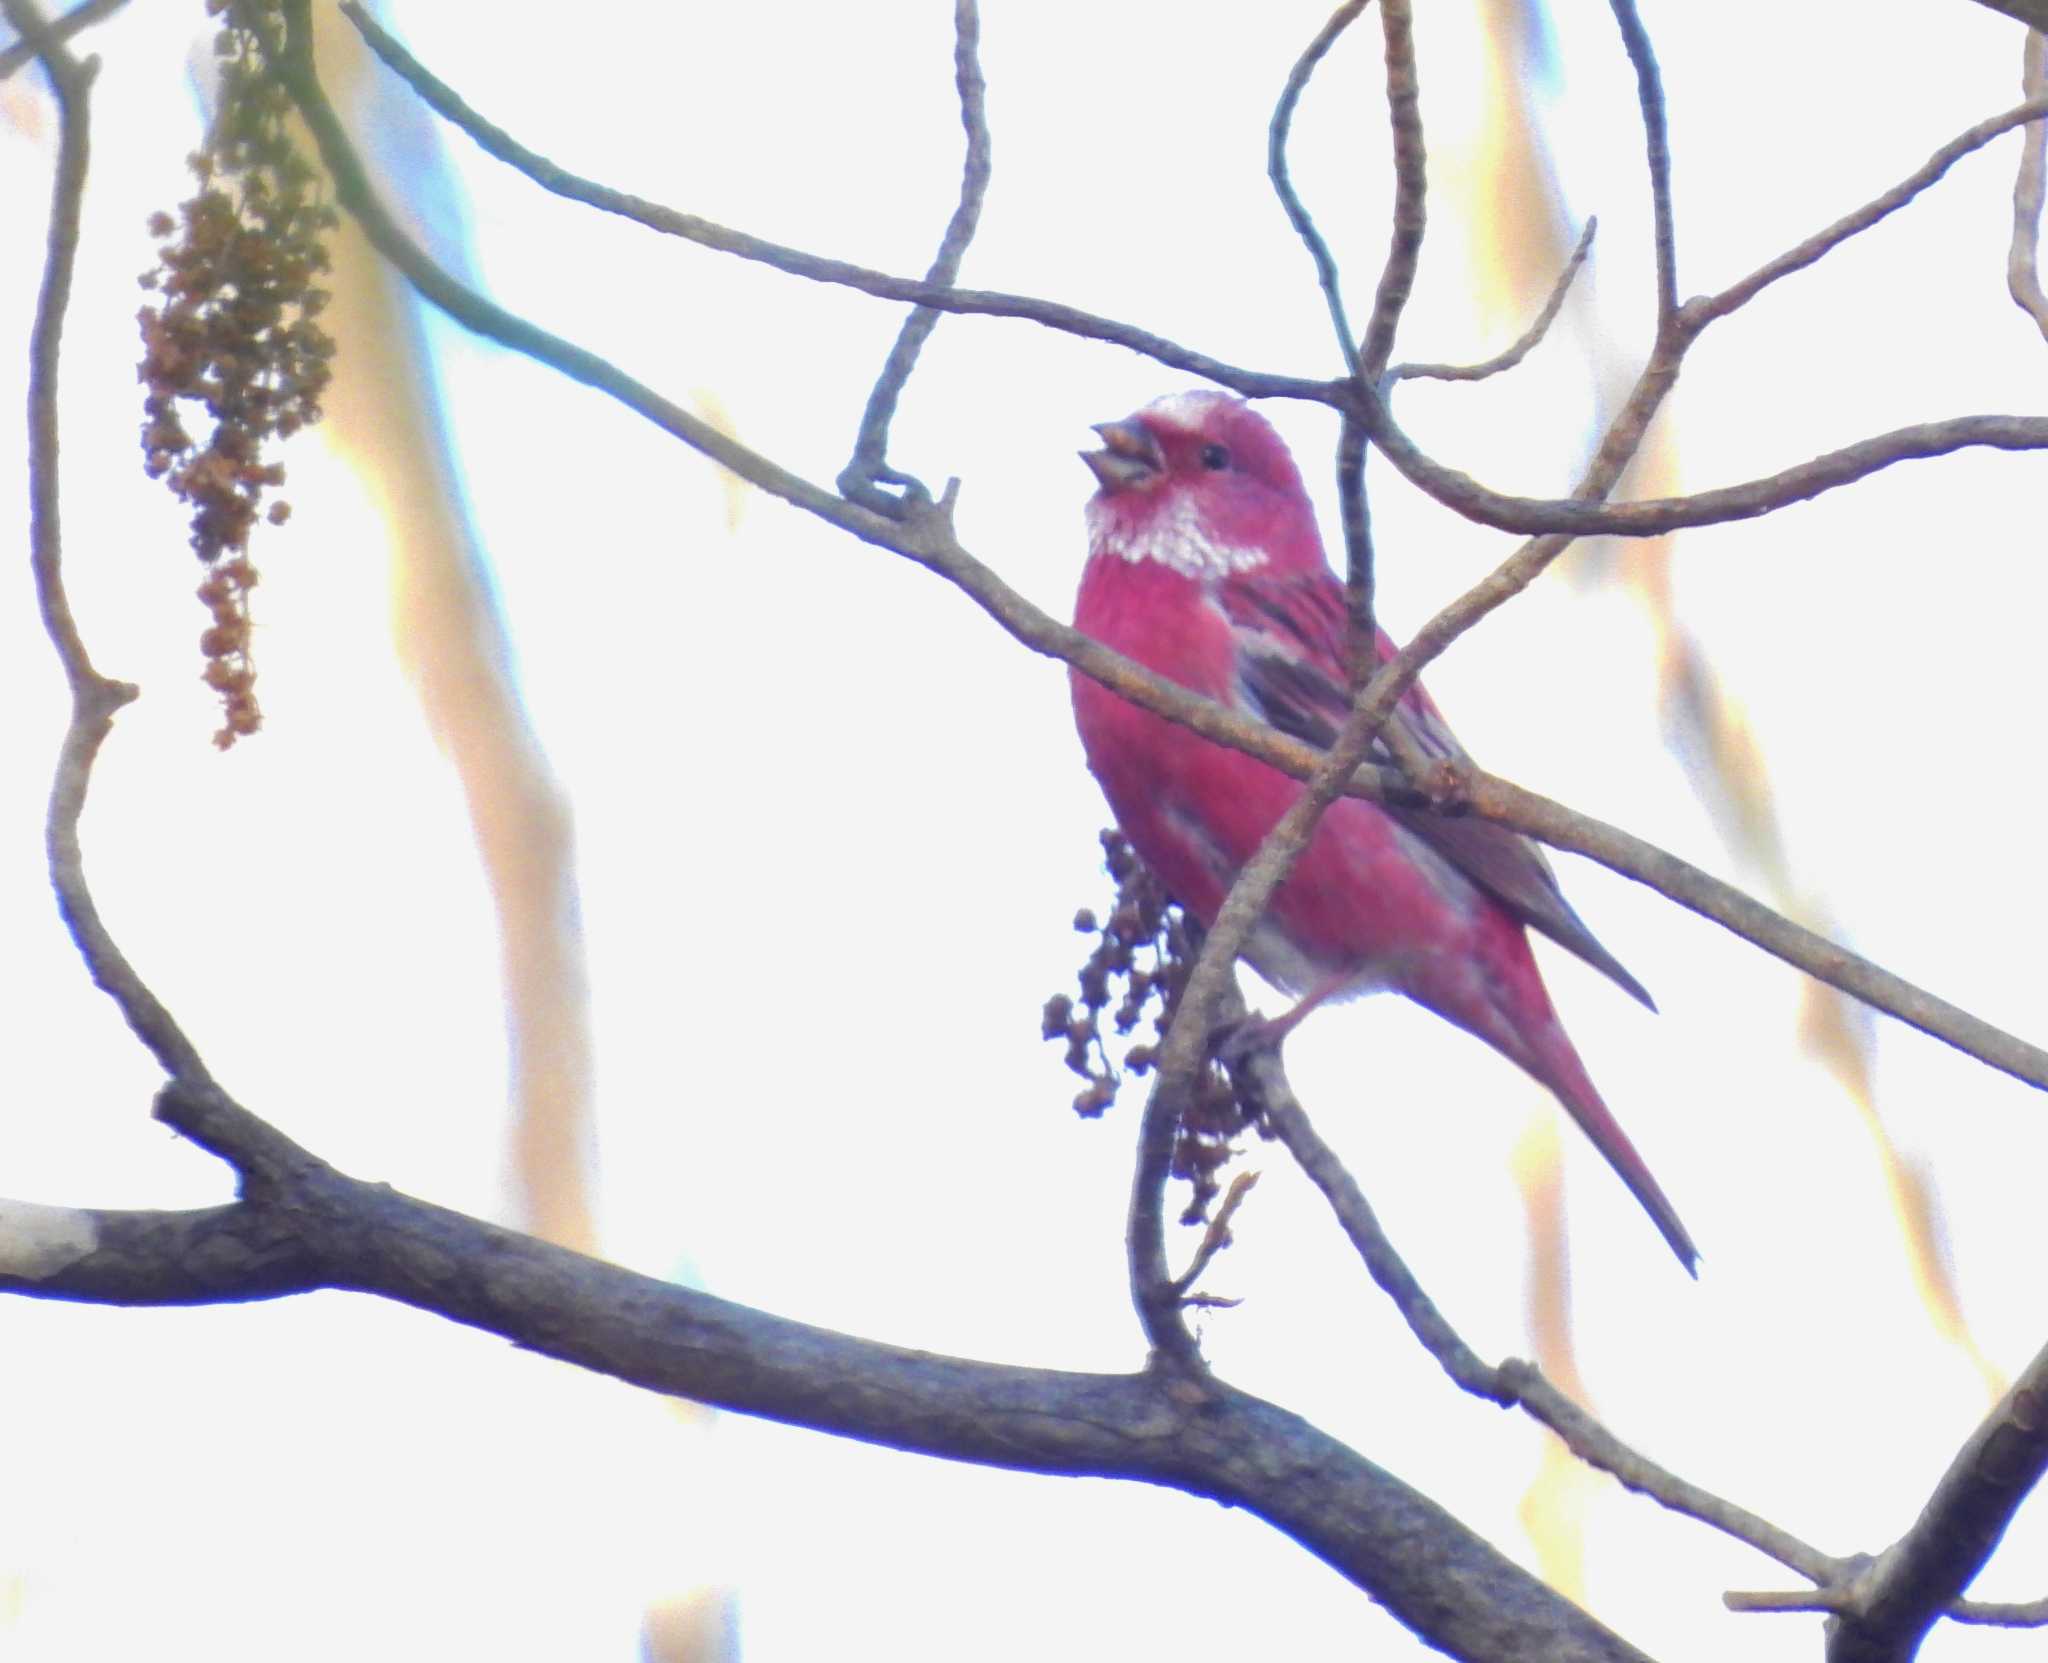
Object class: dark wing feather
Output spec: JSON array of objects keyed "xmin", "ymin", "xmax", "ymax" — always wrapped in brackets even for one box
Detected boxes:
[{"xmin": 1220, "ymin": 572, "xmax": 1656, "ymax": 1012}]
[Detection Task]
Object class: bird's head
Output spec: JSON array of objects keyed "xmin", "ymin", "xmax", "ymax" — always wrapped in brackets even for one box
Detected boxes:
[{"xmin": 1081, "ymin": 391, "xmax": 1323, "ymax": 579}]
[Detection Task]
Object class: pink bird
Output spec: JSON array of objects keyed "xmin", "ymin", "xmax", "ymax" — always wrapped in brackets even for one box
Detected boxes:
[{"xmin": 1072, "ymin": 390, "xmax": 1696, "ymax": 1272}]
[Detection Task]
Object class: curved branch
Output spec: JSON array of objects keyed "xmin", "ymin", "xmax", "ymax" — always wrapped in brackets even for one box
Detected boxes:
[
  {"xmin": 9, "ymin": 0, "xmax": 216, "ymax": 1090},
  {"xmin": 333, "ymin": 2, "xmax": 1330, "ymax": 407},
  {"xmin": 1239, "ymin": 1040, "xmax": 1846, "ymax": 1586},
  {"xmin": 1608, "ymin": 0, "xmax": 1677, "ymax": 325},
  {"xmin": 838, "ymin": 0, "xmax": 992, "ymax": 512},
  {"xmin": 1360, "ymin": 400, "xmax": 2048, "ymax": 539},
  {"xmin": 1357, "ymin": 0, "xmax": 1425, "ymax": 380},
  {"xmin": 296, "ymin": 0, "xmax": 2048, "ymax": 1108},
  {"xmin": 1268, "ymin": 0, "xmax": 1370, "ymax": 379},
  {"xmin": 1387, "ymin": 217, "xmax": 1596, "ymax": 387},
  {"xmin": 0, "ymin": 1083, "xmax": 1656, "ymax": 1663}
]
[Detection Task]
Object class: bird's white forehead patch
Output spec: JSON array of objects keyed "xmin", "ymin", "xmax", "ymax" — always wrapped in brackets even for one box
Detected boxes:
[
  {"xmin": 1141, "ymin": 390, "xmax": 1238, "ymax": 434},
  {"xmin": 1086, "ymin": 492, "xmax": 1269, "ymax": 579}
]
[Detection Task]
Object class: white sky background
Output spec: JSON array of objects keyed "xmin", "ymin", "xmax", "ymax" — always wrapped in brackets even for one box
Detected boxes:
[{"xmin": 3, "ymin": 2, "xmax": 2047, "ymax": 1659}]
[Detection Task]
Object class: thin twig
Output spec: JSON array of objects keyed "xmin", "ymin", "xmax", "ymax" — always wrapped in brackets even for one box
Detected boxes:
[
  {"xmin": 1244, "ymin": 1046, "xmax": 1507, "ymax": 1399},
  {"xmin": 298, "ymin": 0, "xmax": 2048, "ymax": 1098},
  {"xmin": 1357, "ymin": 0, "xmax": 1425, "ymax": 380},
  {"xmin": 8, "ymin": 0, "xmax": 215, "ymax": 1090},
  {"xmin": 335, "ymin": 1, "xmax": 1326, "ymax": 409},
  {"xmin": 1267, "ymin": 4, "xmax": 1382, "ymax": 684},
  {"xmin": 838, "ymin": 0, "xmax": 991, "ymax": 514},
  {"xmin": 1336, "ymin": 415, "xmax": 1375, "ymax": 688},
  {"xmin": 1725, "ymin": 1588, "xmax": 1851, "ymax": 1615},
  {"xmin": 1698, "ymin": 93, "xmax": 2048, "ymax": 326},
  {"xmin": 1468, "ymin": 770, "xmax": 2048, "ymax": 1093},
  {"xmin": 1170, "ymin": 1169, "xmax": 1258, "ymax": 1299},
  {"xmin": 1243, "ymin": 1042, "xmax": 1846, "ymax": 1583},
  {"xmin": 1950, "ymin": 1596, "xmax": 2048, "ymax": 1626},
  {"xmin": 1361, "ymin": 396, "xmax": 2048, "ymax": 539},
  {"xmin": 1268, "ymin": 0, "xmax": 1371, "ymax": 379},
  {"xmin": 0, "ymin": 0, "xmax": 120, "ymax": 79},
  {"xmin": 2008, "ymin": 31, "xmax": 2048, "ymax": 341},
  {"xmin": 1608, "ymin": 0, "xmax": 1677, "ymax": 325},
  {"xmin": 1130, "ymin": 613, "xmax": 1435, "ymax": 1368},
  {"xmin": 340, "ymin": 1, "xmax": 2048, "ymax": 544},
  {"xmin": 1387, "ymin": 218, "xmax": 1596, "ymax": 386}
]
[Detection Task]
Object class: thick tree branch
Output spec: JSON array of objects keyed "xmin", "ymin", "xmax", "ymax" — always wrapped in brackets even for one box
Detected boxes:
[
  {"xmin": 1824, "ymin": 1340, "xmax": 2048, "ymax": 1662},
  {"xmin": 0, "ymin": 1083, "xmax": 1658, "ymax": 1663}
]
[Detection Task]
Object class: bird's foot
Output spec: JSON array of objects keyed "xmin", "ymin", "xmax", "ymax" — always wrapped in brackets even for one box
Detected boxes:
[{"xmin": 1211, "ymin": 1011, "xmax": 1295, "ymax": 1073}]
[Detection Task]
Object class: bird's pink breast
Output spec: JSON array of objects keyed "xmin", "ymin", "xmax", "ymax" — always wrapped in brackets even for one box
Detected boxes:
[{"xmin": 1071, "ymin": 553, "xmax": 1482, "ymax": 997}]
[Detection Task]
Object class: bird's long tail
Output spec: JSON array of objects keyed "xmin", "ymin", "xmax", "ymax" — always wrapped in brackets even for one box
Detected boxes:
[
  {"xmin": 1531, "ymin": 1026, "xmax": 1699, "ymax": 1274},
  {"xmin": 1415, "ymin": 936, "xmax": 1699, "ymax": 1272}
]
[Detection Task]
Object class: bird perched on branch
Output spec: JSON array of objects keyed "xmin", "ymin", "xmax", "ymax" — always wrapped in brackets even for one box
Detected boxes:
[{"xmin": 1071, "ymin": 390, "xmax": 1696, "ymax": 1272}]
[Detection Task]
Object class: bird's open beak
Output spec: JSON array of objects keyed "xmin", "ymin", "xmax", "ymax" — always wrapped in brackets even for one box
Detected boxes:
[{"xmin": 1082, "ymin": 418, "xmax": 1164, "ymax": 493}]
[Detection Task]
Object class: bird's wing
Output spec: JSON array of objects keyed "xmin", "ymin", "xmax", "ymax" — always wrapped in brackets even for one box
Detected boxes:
[{"xmin": 1218, "ymin": 570, "xmax": 1656, "ymax": 1011}]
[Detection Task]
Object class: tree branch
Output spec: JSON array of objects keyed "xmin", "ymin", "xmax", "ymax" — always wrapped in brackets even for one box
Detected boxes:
[
  {"xmin": 837, "ymin": 0, "xmax": 992, "ymax": 513},
  {"xmin": 1608, "ymin": 0, "xmax": 1677, "ymax": 326},
  {"xmin": 0, "ymin": 1082, "xmax": 1659, "ymax": 1663},
  {"xmin": 333, "ymin": 1, "xmax": 1328, "ymax": 407},
  {"xmin": 0, "ymin": 0, "xmax": 120, "ymax": 79},
  {"xmin": 1386, "ymin": 217, "xmax": 1596, "ymax": 387},
  {"xmin": 1824, "ymin": 1339, "xmax": 2048, "ymax": 1662},
  {"xmin": 1239, "ymin": 1039, "xmax": 1847, "ymax": 1586},
  {"xmin": 1357, "ymin": 0, "xmax": 1425, "ymax": 380},
  {"xmin": 2008, "ymin": 31, "xmax": 2048, "ymax": 340},
  {"xmin": 1268, "ymin": 0, "xmax": 1370, "ymax": 380}
]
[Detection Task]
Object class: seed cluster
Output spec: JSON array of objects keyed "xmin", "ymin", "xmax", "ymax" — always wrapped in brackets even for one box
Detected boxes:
[
  {"xmin": 138, "ymin": 0, "xmax": 335, "ymax": 748},
  {"xmin": 1043, "ymin": 830, "xmax": 1255, "ymax": 1222}
]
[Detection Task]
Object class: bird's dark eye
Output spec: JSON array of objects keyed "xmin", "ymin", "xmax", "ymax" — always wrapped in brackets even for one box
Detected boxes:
[{"xmin": 1200, "ymin": 442, "xmax": 1231, "ymax": 471}]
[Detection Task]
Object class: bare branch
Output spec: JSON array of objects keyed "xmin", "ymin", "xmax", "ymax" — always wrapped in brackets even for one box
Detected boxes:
[
  {"xmin": 1169, "ymin": 1169, "xmax": 1258, "ymax": 1299},
  {"xmin": 1362, "ymin": 395, "xmax": 2048, "ymax": 539},
  {"xmin": 1357, "ymin": 0, "xmax": 1425, "ymax": 380},
  {"xmin": 1337, "ymin": 414, "xmax": 1376, "ymax": 686},
  {"xmin": 838, "ymin": 0, "xmax": 992, "ymax": 513},
  {"xmin": 1130, "ymin": 602, "xmax": 1442, "ymax": 1366},
  {"xmin": 1698, "ymin": 93, "xmax": 2048, "ymax": 325},
  {"xmin": 302, "ymin": 0, "xmax": 2048, "ymax": 1108},
  {"xmin": 1468, "ymin": 769, "xmax": 2048, "ymax": 1092},
  {"xmin": 0, "ymin": 1083, "xmax": 1658, "ymax": 1663},
  {"xmin": 9, "ymin": 0, "xmax": 220, "ymax": 1091},
  {"xmin": 1951, "ymin": 1596, "xmax": 2048, "ymax": 1626},
  {"xmin": 0, "ymin": 0, "xmax": 121, "ymax": 79},
  {"xmin": 1825, "ymin": 1338, "xmax": 2048, "ymax": 1662},
  {"xmin": 1240, "ymin": 1039, "xmax": 1508, "ymax": 1401},
  {"xmin": 1608, "ymin": 0, "xmax": 1678, "ymax": 325},
  {"xmin": 1265, "ymin": 5, "xmax": 1382, "ymax": 682},
  {"xmin": 1243, "ymin": 1038, "xmax": 1847, "ymax": 1584},
  {"xmin": 1268, "ymin": 0, "xmax": 1371, "ymax": 379},
  {"xmin": 2008, "ymin": 32, "xmax": 2048, "ymax": 340},
  {"xmin": 1387, "ymin": 218, "xmax": 1596, "ymax": 387},
  {"xmin": 1973, "ymin": 0, "xmax": 2048, "ymax": 31},
  {"xmin": 334, "ymin": 1, "xmax": 1328, "ymax": 407}
]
